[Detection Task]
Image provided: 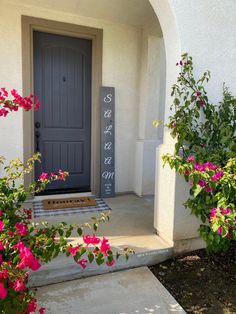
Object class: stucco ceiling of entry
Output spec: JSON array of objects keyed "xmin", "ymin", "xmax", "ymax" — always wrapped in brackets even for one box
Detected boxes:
[{"xmin": 10, "ymin": 0, "xmax": 161, "ymax": 28}]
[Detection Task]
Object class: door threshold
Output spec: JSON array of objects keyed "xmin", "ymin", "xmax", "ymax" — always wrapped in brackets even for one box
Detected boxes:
[{"xmin": 34, "ymin": 192, "xmax": 93, "ymax": 201}]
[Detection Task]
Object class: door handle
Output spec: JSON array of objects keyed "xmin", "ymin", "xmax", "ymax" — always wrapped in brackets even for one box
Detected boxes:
[{"xmin": 35, "ymin": 130, "xmax": 40, "ymax": 152}]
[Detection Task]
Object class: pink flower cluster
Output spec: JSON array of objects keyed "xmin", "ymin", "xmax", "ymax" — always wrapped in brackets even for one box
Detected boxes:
[
  {"xmin": 185, "ymin": 157, "xmax": 224, "ymax": 192},
  {"xmin": 193, "ymin": 162, "xmax": 219, "ymax": 172},
  {"xmin": 0, "ymin": 282, "xmax": 7, "ymax": 299},
  {"xmin": 39, "ymin": 170, "xmax": 67, "ymax": 181},
  {"xmin": 82, "ymin": 235, "xmax": 111, "ymax": 255},
  {"xmin": 209, "ymin": 207, "xmax": 233, "ymax": 236},
  {"xmin": 67, "ymin": 235, "xmax": 115, "ymax": 269},
  {"xmin": 0, "ymin": 88, "xmax": 40, "ymax": 117},
  {"xmin": 0, "ymin": 220, "xmax": 4, "ymax": 231},
  {"xmin": 14, "ymin": 241, "xmax": 41, "ymax": 271},
  {"xmin": 210, "ymin": 207, "xmax": 231, "ymax": 221},
  {"xmin": 210, "ymin": 171, "xmax": 224, "ymax": 181},
  {"xmin": 67, "ymin": 245, "xmax": 80, "ymax": 256},
  {"xmin": 83, "ymin": 234, "xmax": 101, "ymax": 246},
  {"xmin": 15, "ymin": 222, "xmax": 28, "ymax": 236}
]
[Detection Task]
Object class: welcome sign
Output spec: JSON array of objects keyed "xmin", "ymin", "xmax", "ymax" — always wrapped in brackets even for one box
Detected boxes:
[{"xmin": 100, "ymin": 87, "xmax": 115, "ymax": 198}]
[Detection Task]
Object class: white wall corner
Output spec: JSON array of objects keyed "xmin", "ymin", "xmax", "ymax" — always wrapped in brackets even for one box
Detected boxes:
[
  {"xmin": 154, "ymin": 144, "xmax": 176, "ymax": 242},
  {"xmin": 134, "ymin": 141, "xmax": 144, "ymax": 196}
]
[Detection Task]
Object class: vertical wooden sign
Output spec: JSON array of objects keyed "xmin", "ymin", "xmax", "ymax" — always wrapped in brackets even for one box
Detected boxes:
[{"xmin": 100, "ymin": 87, "xmax": 115, "ymax": 198}]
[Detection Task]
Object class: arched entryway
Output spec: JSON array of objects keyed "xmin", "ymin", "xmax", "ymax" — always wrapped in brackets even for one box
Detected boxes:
[{"xmin": 19, "ymin": 0, "xmax": 194, "ymax": 253}]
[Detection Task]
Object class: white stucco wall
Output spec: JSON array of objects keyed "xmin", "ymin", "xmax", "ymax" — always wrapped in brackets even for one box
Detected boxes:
[
  {"xmin": 152, "ymin": 0, "xmax": 236, "ymax": 249},
  {"xmin": 0, "ymin": 0, "xmax": 163, "ymax": 193},
  {"xmin": 170, "ymin": 0, "xmax": 236, "ymax": 101},
  {"xmin": 134, "ymin": 28, "xmax": 165, "ymax": 196}
]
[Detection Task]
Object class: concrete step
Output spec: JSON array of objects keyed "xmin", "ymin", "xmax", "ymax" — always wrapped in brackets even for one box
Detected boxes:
[{"xmin": 29, "ymin": 246, "xmax": 173, "ymax": 287}]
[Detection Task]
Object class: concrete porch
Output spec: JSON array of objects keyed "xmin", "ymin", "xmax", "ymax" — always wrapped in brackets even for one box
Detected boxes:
[{"xmin": 29, "ymin": 194, "xmax": 173, "ymax": 287}]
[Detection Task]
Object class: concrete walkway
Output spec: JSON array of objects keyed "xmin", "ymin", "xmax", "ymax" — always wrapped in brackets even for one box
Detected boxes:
[
  {"xmin": 29, "ymin": 195, "xmax": 173, "ymax": 287},
  {"xmin": 33, "ymin": 194, "xmax": 168, "ymax": 252},
  {"xmin": 36, "ymin": 267, "xmax": 186, "ymax": 314}
]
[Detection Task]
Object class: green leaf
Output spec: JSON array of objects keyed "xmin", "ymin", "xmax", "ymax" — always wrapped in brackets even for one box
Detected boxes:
[
  {"xmin": 77, "ymin": 227, "xmax": 83, "ymax": 236},
  {"xmin": 93, "ymin": 223, "xmax": 98, "ymax": 231},
  {"xmin": 87, "ymin": 251, "xmax": 94, "ymax": 263},
  {"xmin": 193, "ymin": 185, "xmax": 202, "ymax": 197}
]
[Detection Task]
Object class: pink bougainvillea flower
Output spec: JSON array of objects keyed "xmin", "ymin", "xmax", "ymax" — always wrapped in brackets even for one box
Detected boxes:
[
  {"xmin": 26, "ymin": 299, "xmax": 37, "ymax": 313},
  {"xmin": 0, "ymin": 242, "xmax": 4, "ymax": 250},
  {"xmin": 34, "ymin": 96, "xmax": 40, "ymax": 110},
  {"xmin": 0, "ymin": 210, "xmax": 2, "ymax": 217},
  {"xmin": 198, "ymin": 179, "xmax": 207, "ymax": 187},
  {"xmin": 39, "ymin": 308, "xmax": 46, "ymax": 314},
  {"xmin": 0, "ymin": 268, "xmax": 8, "ymax": 280},
  {"xmin": 57, "ymin": 169, "xmax": 66, "ymax": 180},
  {"xmin": 100, "ymin": 237, "xmax": 110, "ymax": 255},
  {"xmin": 67, "ymin": 246, "xmax": 80, "ymax": 257},
  {"xmin": 77, "ymin": 259, "xmax": 88, "ymax": 269},
  {"xmin": 1, "ymin": 87, "xmax": 8, "ymax": 97},
  {"xmin": 187, "ymin": 155, "xmax": 195, "ymax": 162},
  {"xmin": 16, "ymin": 244, "xmax": 41, "ymax": 271},
  {"xmin": 39, "ymin": 172, "xmax": 48, "ymax": 181},
  {"xmin": 83, "ymin": 234, "xmax": 100, "ymax": 246},
  {"xmin": 210, "ymin": 208, "xmax": 217, "ymax": 220},
  {"xmin": 13, "ymin": 241, "xmax": 25, "ymax": 251},
  {"xmin": 203, "ymin": 162, "xmax": 219, "ymax": 171},
  {"xmin": 184, "ymin": 170, "xmax": 190, "ymax": 176},
  {"xmin": 194, "ymin": 163, "xmax": 205, "ymax": 172},
  {"xmin": 0, "ymin": 108, "xmax": 9, "ymax": 117},
  {"xmin": 210, "ymin": 171, "xmax": 224, "ymax": 181},
  {"xmin": 106, "ymin": 259, "xmax": 115, "ymax": 267},
  {"xmin": 217, "ymin": 226, "xmax": 223, "ymax": 235},
  {"xmin": 220, "ymin": 207, "xmax": 231, "ymax": 215},
  {"xmin": 23, "ymin": 208, "xmax": 32, "ymax": 220},
  {"xmin": 204, "ymin": 162, "xmax": 213, "ymax": 169},
  {"xmin": 171, "ymin": 122, "xmax": 177, "ymax": 128},
  {"xmin": 0, "ymin": 282, "xmax": 8, "ymax": 299},
  {"xmin": 0, "ymin": 221, "xmax": 4, "ymax": 231},
  {"xmin": 205, "ymin": 187, "xmax": 213, "ymax": 193},
  {"xmin": 15, "ymin": 222, "xmax": 28, "ymax": 236},
  {"xmin": 8, "ymin": 230, "xmax": 13, "ymax": 237},
  {"xmin": 13, "ymin": 279, "xmax": 25, "ymax": 292}
]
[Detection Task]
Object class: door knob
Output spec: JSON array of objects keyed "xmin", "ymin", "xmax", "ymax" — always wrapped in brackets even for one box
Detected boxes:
[{"xmin": 35, "ymin": 122, "xmax": 40, "ymax": 128}]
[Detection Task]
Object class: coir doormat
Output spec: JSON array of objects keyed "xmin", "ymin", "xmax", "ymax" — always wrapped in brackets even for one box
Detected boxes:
[
  {"xmin": 33, "ymin": 198, "xmax": 111, "ymax": 218},
  {"xmin": 43, "ymin": 197, "xmax": 97, "ymax": 210}
]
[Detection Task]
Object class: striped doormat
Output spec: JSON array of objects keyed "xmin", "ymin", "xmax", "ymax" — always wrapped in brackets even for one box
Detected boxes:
[{"xmin": 33, "ymin": 198, "xmax": 111, "ymax": 218}]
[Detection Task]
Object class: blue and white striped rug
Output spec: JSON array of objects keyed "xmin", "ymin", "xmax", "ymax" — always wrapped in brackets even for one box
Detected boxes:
[{"xmin": 33, "ymin": 198, "xmax": 111, "ymax": 218}]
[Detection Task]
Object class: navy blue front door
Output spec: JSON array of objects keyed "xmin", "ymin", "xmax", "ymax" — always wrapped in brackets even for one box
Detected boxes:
[{"xmin": 33, "ymin": 31, "xmax": 92, "ymax": 193}]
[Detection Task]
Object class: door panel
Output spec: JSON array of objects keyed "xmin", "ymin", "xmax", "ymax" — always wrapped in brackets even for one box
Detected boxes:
[{"xmin": 33, "ymin": 31, "xmax": 92, "ymax": 193}]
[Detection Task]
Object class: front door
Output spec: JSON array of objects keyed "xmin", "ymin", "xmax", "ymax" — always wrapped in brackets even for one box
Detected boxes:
[{"xmin": 33, "ymin": 31, "xmax": 92, "ymax": 193}]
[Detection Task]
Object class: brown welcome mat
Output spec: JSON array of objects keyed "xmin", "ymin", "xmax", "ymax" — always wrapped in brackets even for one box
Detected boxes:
[
  {"xmin": 33, "ymin": 198, "xmax": 111, "ymax": 218},
  {"xmin": 43, "ymin": 197, "xmax": 97, "ymax": 210}
]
